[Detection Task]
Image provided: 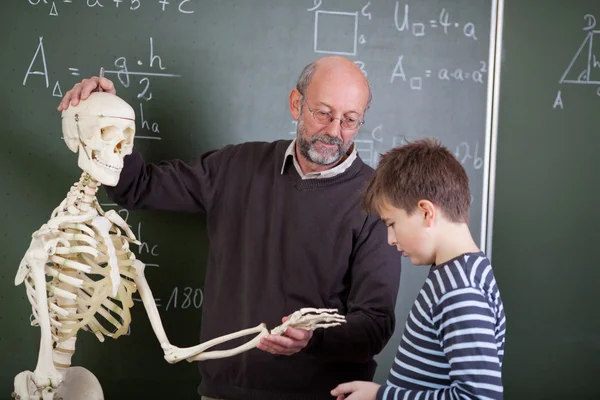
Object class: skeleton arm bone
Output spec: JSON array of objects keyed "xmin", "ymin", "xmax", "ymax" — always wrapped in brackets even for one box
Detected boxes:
[
  {"xmin": 16, "ymin": 237, "xmax": 64, "ymax": 390},
  {"xmin": 130, "ymin": 260, "xmax": 177, "ymax": 355},
  {"xmin": 126, "ymin": 259, "xmax": 272, "ymax": 364},
  {"xmin": 178, "ymin": 324, "xmax": 269, "ymax": 362},
  {"xmin": 167, "ymin": 309, "xmax": 345, "ymax": 363}
]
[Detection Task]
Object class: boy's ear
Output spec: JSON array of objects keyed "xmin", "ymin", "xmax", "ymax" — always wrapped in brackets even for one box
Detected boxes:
[{"xmin": 418, "ymin": 200, "xmax": 436, "ymax": 227}]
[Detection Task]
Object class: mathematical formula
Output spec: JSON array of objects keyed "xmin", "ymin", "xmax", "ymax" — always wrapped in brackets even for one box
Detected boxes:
[
  {"xmin": 394, "ymin": 2, "xmax": 478, "ymax": 40},
  {"xmin": 28, "ymin": 0, "xmax": 195, "ymax": 17},
  {"xmin": 390, "ymin": 55, "xmax": 487, "ymax": 90},
  {"xmin": 22, "ymin": 35, "xmax": 178, "ymax": 139}
]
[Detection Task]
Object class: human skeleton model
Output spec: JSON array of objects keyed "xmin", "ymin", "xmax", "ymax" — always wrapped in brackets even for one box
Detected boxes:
[{"xmin": 12, "ymin": 92, "xmax": 346, "ymax": 400}]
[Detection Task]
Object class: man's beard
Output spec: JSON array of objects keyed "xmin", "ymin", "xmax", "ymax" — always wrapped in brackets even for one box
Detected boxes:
[{"xmin": 296, "ymin": 111, "xmax": 353, "ymax": 166}]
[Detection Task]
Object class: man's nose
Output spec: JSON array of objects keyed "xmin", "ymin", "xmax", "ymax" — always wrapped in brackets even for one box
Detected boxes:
[{"xmin": 325, "ymin": 118, "xmax": 343, "ymax": 137}]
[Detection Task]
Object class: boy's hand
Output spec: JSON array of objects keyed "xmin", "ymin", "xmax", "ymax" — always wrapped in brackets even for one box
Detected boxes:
[{"xmin": 330, "ymin": 381, "xmax": 380, "ymax": 400}]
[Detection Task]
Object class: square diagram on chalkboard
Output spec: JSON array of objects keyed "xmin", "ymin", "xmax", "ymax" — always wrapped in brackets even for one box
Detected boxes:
[{"xmin": 314, "ymin": 11, "xmax": 358, "ymax": 56}]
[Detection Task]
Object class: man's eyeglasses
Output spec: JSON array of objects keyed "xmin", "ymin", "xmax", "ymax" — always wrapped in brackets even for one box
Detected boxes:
[{"xmin": 303, "ymin": 97, "xmax": 364, "ymax": 130}]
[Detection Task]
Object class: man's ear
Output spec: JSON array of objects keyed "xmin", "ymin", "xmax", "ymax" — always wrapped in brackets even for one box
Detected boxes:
[
  {"xmin": 289, "ymin": 88, "xmax": 302, "ymax": 120},
  {"xmin": 418, "ymin": 200, "xmax": 436, "ymax": 227}
]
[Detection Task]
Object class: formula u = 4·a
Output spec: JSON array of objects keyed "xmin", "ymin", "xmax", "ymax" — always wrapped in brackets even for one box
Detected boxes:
[{"xmin": 394, "ymin": 2, "xmax": 478, "ymax": 41}]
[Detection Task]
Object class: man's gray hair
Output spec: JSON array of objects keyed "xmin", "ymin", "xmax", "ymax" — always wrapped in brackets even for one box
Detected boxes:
[{"xmin": 295, "ymin": 61, "xmax": 373, "ymax": 112}]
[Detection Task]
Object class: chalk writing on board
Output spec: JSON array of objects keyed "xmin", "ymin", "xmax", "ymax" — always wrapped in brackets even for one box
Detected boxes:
[
  {"xmin": 313, "ymin": 10, "xmax": 359, "ymax": 56},
  {"xmin": 394, "ymin": 2, "xmax": 478, "ymax": 40},
  {"xmin": 310, "ymin": 2, "xmax": 371, "ymax": 57},
  {"xmin": 21, "ymin": 36, "xmax": 169, "ymax": 141},
  {"xmin": 390, "ymin": 55, "xmax": 487, "ymax": 90},
  {"xmin": 555, "ymin": 14, "xmax": 600, "ymax": 109},
  {"xmin": 108, "ymin": 37, "xmax": 181, "ymax": 96},
  {"xmin": 290, "ymin": 120, "xmax": 298, "ymax": 136},
  {"xmin": 371, "ymin": 124, "xmax": 383, "ymax": 143},
  {"xmin": 137, "ymin": 222, "xmax": 160, "ymax": 258},
  {"xmin": 101, "ymin": 203, "xmax": 160, "ymax": 264},
  {"xmin": 133, "ymin": 295, "xmax": 162, "ymax": 309},
  {"xmin": 454, "ymin": 141, "xmax": 484, "ymax": 170},
  {"xmin": 165, "ymin": 287, "xmax": 204, "ymax": 311},
  {"xmin": 354, "ymin": 61, "xmax": 368, "ymax": 77},
  {"xmin": 355, "ymin": 139, "xmax": 375, "ymax": 167},
  {"xmin": 104, "ymin": 36, "xmax": 177, "ymax": 138},
  {"xmin": 28, "ymin": 0, "xmax": 194, "ymax": 16},
  {"xmin": 392, "ymin": 137, "xmax": 483, "ymax": 171},
  {"xmin": 138, "ymin": 103, "xmax": 162, "ymax": 139},
  {"xmin": 360, "ymin": 129, "xmax": 382, "ymax": 166},
  {"xmin": 23, "ymin": 37, "xmax": 49, "ymax": 89}
]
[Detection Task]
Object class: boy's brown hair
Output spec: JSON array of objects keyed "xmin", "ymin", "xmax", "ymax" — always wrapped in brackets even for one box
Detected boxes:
[{"xmin": 362, "ymin": 137, "xmax": 471, "ymax": 223}]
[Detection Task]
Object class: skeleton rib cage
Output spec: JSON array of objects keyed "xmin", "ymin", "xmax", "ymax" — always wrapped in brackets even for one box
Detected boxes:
[{"xmin": 16, "ymin": 173, "xmax": 139, "ymax": 377}]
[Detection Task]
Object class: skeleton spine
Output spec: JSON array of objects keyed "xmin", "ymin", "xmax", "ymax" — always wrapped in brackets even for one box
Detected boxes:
[{"xmin": 51, "ymin": 173, "xmax": 100, "ymax": 375}]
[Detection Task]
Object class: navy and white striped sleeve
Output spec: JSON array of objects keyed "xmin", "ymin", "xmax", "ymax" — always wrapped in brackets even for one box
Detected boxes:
[{"xmin": 376, "ymin": 287, "xmax": 503, "ymax": 400}]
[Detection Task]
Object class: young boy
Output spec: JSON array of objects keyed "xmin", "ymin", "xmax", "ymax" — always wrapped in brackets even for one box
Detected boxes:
[{"xmin": 331, "ymin": 138, "xmax": 506, "ymax": 400}]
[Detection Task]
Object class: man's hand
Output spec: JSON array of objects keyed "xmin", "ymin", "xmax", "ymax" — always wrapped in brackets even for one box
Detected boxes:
[
  {"xmin": 57, "ymin": 76, "xmax": 117, "ymax": 111},
  {"xmin": 256, "ymin": 315, "xmax": 313, "ymax": 356},
  {"xmin": 330, "ymin": 381, "xmax": 381, "ymax": 400}
]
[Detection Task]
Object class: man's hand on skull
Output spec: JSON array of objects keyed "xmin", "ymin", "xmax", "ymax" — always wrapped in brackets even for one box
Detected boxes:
[{"xmin": 58, "ymin": 76, "xmax": 117, "ymax": 111}]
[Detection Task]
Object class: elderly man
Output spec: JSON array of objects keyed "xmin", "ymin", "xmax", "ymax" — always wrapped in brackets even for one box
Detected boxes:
[{"xmin": 58, "ymin": 55, "xmax": 401, "ymax": 400}]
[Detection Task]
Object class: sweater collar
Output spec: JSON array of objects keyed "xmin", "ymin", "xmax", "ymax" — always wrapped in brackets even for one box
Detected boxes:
[{"xmin": 280, "ymin": 138, "xmax": 357, "ymax": 179}]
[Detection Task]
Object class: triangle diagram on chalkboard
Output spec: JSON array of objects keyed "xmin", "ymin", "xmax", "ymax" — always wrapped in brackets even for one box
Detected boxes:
[
  {"xmin": 560, "ymin": 31, "xmax": 600, "ymax": 84},
  {"xmin": 49, "ymin": 2, "xmax": 58, "ymax": 16},
  {"xmin": 53, "ymin": 81, "xmax": 63, "ymax": 97}
]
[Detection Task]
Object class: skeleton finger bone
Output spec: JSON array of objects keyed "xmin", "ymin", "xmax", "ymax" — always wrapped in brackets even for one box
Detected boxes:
[{"xmin": 270, "ymin": 308, "xmax": 346, "ymax": 336}]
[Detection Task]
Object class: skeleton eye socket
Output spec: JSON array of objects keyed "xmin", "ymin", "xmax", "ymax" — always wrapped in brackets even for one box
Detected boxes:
[
  {"xmin": 123, "ymin": 128, "xmax": 134, "ymax": 143},
  {"xmin": 100, "ymin": 126, "xmax": 118, "ymax": 141}
]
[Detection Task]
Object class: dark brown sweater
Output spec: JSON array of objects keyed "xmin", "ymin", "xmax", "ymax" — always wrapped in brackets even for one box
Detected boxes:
[{"xmin": 105, "ymin": 139, "xmax": 402, "ymax": 400}]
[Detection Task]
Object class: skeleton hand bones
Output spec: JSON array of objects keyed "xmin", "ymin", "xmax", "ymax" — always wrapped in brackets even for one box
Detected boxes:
[
  {"xmin": 259, "ymin": 308, "xmax": 347, "ymax": 356},
  {"xmin": 163, "ymin": 307, "xmax": 346, "ymax": 363}
]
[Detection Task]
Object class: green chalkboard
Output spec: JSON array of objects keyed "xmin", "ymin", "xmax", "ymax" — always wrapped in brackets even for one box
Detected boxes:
[
  {"xmin": 0, "ymin": 1, "xmax": 493, "ymax": 398},
  {"xmin": 492, "ymin": 0, "xmax": 600, "ymax": 398}
]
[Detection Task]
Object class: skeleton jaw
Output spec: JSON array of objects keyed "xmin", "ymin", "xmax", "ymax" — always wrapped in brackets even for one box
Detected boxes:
[{"xmin": 77, "ymin": 148, "xmax": 122, "ymax": 187}]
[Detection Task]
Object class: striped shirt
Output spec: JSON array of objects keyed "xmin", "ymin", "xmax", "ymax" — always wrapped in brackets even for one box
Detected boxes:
[{"xmin": 377, "ymin": 252, "xmax": 506, "ymax": 400}]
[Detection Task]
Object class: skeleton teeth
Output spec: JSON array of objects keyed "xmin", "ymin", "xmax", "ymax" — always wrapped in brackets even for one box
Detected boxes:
[{"xmin": 93, "ymin": 158, "xmax": 120, "ymax": 171}]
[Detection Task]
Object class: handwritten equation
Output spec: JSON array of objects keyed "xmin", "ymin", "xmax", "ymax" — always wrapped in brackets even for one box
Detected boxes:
[
  {"xmin": 28, "ymin": 0, "xmax": 194, "ymax": 17},
  {"xmin": 22, "ymin": 36, "xmax": 180, "ymax": 139},
  {"xmin": 390, "ymin": 55, "xmax": 487, "ymax": 90},
  {"xmin": 394, "ymin": 2, "xmax": 478, "ymax": 40},
  {"xmin": 131, "ymin": 286, "xmax": 204, "ymax": 312},
  {"xmin": 121, "ymin": 286, "xmax": 203, "ymax": 334}
]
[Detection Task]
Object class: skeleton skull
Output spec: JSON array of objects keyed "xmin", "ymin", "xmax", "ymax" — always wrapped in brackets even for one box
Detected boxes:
[{"xmin": 61, "ymin": 92, "xmax": 135, "ymax": 186}]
